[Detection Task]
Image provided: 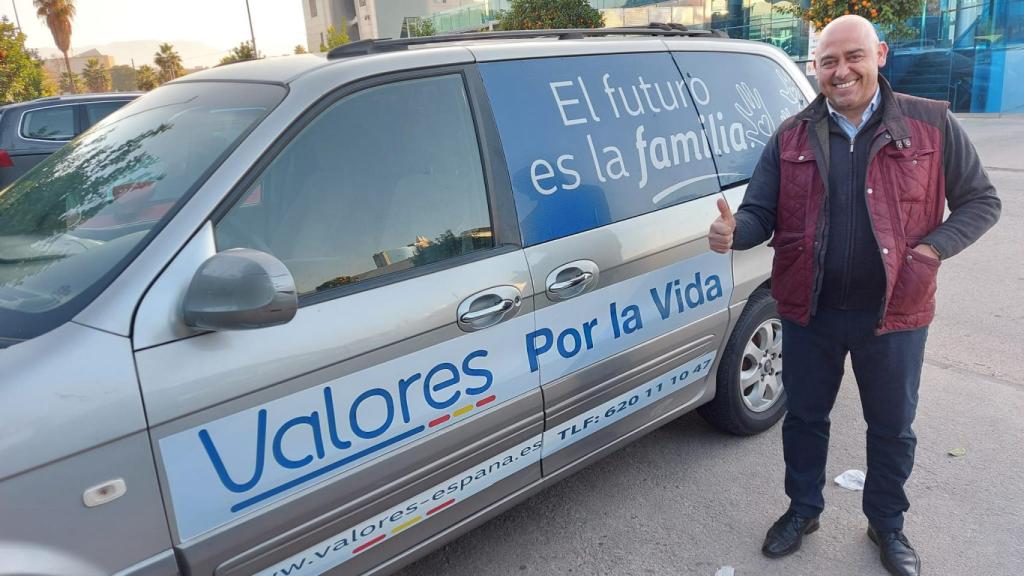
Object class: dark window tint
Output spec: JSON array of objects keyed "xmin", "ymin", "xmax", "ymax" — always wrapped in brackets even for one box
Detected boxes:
[
  {"xmin": 480, "ymin": 53, "xmax": 720, "ymax": 246},
  {"xmin": 22, "ymin": 105, "xmax": 75, "ymax": 140},
  {"xmin": 84, "ymin": 100, "xmax": 129, "ymax": 129},
  {"xmin": 671, "ymin": 53, "xmax": 809, "ymax": 187},
  {"xmin": 308, "ymin": 0, "xmax": 317, "ymax": 17},
  {"xmin": 216, "ymin": 74, "xmax": 493, "ymax": 296}
]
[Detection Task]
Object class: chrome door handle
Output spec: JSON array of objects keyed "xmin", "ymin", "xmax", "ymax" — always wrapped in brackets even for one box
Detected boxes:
[
  {"xmin": 457, "ymin": 285, "xmax": 523, "ymax": 332},
  {"xmin": 545, "ymin": 260, "xmax": 599, "ymax": 302},
  {"xmin": 459, "ymin": 298, "xmax": 515, "ymax": 323},
  {"xmin": 548, "ymin": 271, "xmax": 593, "ymax": 293}
]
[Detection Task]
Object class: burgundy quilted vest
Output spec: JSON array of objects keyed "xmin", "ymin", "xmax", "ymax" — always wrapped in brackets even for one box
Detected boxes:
[{"xmin": 771, "ymin": 91, "xmax": 948, "ymax": 334}]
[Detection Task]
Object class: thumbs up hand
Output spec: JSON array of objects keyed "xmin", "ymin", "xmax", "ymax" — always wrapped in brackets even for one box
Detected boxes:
[{"xmin": 708, "ymin": 198, "xmax": 736, "ymax": 253}]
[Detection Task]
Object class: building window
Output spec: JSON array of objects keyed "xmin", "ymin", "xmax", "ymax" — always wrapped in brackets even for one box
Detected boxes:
[{"xmin": 308, "ymin": 0, "xmax": 317, "ymax": 18}]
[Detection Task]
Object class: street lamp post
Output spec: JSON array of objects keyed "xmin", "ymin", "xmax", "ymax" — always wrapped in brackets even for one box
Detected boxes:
[
  {"xmin": 11, "ymin": 0, "xmax": 21, "ymax": 30},
  {"xmin": 245, "ymin": 0, "xmax": 257, "ymax": 58}
]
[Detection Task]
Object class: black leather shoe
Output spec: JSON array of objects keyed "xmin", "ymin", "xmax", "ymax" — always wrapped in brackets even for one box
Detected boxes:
[
  {"xmin": 867, "ymin": 526, "xmax": 921, "ymax": 576},
  {"xmin": 761, "ymin": 510, "xmax": 820, "ymax": 558}
]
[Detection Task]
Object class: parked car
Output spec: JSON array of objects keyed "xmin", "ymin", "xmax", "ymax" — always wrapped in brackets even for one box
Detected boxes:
[
  {"xmin": 0, "ymin": 29, "xmax": 814, "ymax": 576},
  {"xmin": 0, "ymin": 92, "xmax": 140, "ymax": 188}
]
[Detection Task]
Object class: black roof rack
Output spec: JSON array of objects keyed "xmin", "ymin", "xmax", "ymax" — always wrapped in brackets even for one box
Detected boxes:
[{"xmin": 327, "ymin": 26, "xmax": 716, "ymax": 60}]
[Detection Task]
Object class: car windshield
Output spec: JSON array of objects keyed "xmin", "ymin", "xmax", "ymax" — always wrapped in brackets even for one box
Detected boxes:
[{"xmin": 0, "ymin": 82, "xmax": 286, "ymax": 346}]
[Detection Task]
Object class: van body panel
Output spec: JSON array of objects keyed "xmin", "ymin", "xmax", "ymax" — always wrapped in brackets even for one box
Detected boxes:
[
  {"xmin": 0, "ymin": 432, "xmax": 173, "ymax": 576},
  {"xmin": 0, "ymin": 322, "xmax": 145, "ymax": 479},
  {"xmin": 132, "ymin": 221, "xmax": 218, "ymax": 350},
  {"xmin": 113, "ymin": 550, "xmax": 179, "ymax": 576}
]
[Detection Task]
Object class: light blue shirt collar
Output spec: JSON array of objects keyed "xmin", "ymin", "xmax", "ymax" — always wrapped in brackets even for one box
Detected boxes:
[{"xmin": 827, "ymin": 87, "xmax": 882, "ymax": 140}]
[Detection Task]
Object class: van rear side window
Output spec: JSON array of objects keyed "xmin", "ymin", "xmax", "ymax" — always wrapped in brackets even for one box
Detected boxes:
[
  {"xmin": 22, "ymin": 105, "xmax": 75, "ymax": 141},
  {"xmin": 480, "ymin": 53, "xmax": 720, "ymax": 246},
  {"xmin": 671, "ymin": 52, "xmax": 808, "ymax": 187}
]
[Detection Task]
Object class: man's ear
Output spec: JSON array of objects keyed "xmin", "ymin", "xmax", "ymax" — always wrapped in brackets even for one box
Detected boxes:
[{"xmin": 877, "ymin": 41, "xmax": 889, "ymax": 68}]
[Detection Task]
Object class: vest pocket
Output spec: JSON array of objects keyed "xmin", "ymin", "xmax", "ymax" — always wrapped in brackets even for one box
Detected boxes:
[
  {"xmin": 770, "ymin": 237, "xmax": 810, "ymax": 308},
  {"xmin": 883, "ymin": 146, "xmax": 936, "ymax": 203},
  {"xmin": 779, "ymin": 150, "xmax": 817, "ymax": 232},
  {"xmin": 887, "ymin": 247, "xmax": 940, "ymax": 317}
]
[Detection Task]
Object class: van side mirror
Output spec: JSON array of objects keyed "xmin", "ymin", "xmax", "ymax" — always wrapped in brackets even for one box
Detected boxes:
[{"xmin": 183, "ymin": 248, "xmax": 297, "ymax": 331}]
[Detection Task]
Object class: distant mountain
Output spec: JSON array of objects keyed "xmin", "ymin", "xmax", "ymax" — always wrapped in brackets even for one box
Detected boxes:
[{"xmin": 31, "ymin": 39, "xmax": 229, "ymax": 69}]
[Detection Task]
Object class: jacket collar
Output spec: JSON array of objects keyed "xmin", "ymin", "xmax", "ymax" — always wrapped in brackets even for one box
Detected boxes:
[{"xmin": 796, "ymin": 75, "xmax": 912, "ymax": 147}]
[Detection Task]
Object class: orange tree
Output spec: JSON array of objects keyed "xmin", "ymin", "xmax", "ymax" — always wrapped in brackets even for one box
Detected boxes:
[
  {"xmin": 497, "ymin": 0, "xmax": 604, "ymax": 30},
  {"xmin": 779, "ymin": 0, "xmax": 922, "ymax": 38}
]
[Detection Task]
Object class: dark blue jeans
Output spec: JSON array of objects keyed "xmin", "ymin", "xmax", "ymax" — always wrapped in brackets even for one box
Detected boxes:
[{"xmin": 781, "ymin": 307, "xmax": 928, "ymax": 533}]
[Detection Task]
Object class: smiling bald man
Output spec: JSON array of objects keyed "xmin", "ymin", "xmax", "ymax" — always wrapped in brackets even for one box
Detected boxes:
[{"xmin": 707, "ymin": 14, "xmax": 1001, "ymax": 576}]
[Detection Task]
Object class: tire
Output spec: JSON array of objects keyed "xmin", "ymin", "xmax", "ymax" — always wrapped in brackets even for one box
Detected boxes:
[{"xmin": 698, "ymin": 287, "xmax": 786, "ymax": 435}]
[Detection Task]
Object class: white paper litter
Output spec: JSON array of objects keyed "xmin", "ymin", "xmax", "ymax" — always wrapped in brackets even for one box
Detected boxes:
[
  {"xmin": 715, "ymin": 567, "xmax": 735, "ymax": 576},
  {"xmin": 834, "ymin": 469, "xmax": 866, "ymax": 491}
]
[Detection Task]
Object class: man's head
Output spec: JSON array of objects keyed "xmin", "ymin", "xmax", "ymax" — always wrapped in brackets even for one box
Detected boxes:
[{"xmin": 814, "ymin": 15, "xmax": 888, "ymax": 121}]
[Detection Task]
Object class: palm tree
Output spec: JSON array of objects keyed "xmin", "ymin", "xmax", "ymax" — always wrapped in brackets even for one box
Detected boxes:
[
  {"xmin": 81, "ymin": 58, "xmax": 110, "ymax": 92},
  {"xmin": 135, "ymin": 65, "xmax": 159, "ymax": 91},
  {"xmin": 219, "ymin": 41, "xmax": 258, "ymax": 66},
  {"xmin": 58, "ymin": 70, "xmax": 79, "ymax": 93},
  {"xmin": 33, "ymin": 0, "xmax": 76, "ymax": 94},
  {"xmin": 153, "ymin": 42, "xmax": 184, "ymax": 83}
]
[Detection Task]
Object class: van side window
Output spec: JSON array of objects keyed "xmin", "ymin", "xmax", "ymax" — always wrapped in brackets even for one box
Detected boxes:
[
  {"xmin": 22, "ymin": 105, "xmax": 75, "ymax": 140},
  {"xmin": 215, "ymin": 74, "xmax": 494, "ymax": 296},
  {"xmin": 671, "ymin": 53, "xmax": 808, "ymax": 187},
  {"xmin": 480, "ymin": 53, "xmax": 720, "ymax": 246},
  {"xmin": 83, "ymin": 101, "xmax": 129, "ymax": 131}
]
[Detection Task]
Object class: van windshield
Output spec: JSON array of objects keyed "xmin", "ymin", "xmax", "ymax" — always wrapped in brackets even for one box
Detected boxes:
[{"xmin": 0, "ymin": 82, "xmax": 286, "ymax": 346}]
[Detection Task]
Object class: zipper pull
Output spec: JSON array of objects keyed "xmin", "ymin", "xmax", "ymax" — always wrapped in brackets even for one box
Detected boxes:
[{"xmin": 850, "ymin": 136, "xmax": 855, "ymax": 153}]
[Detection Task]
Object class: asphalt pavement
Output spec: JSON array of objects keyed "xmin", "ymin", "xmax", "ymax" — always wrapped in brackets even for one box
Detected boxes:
[{"xmin": 395, "ymin": 115, "xmax": 1024, "ymax": 576}]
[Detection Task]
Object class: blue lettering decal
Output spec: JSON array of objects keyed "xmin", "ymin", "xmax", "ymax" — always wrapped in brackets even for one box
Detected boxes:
[
  {"xmin": 462, "ymin": 349, "xmax": 494, "ymax": 395},
  {"xmin": 705, "ymin": 273, "xmax": 723, "ymax": 300},
  {"xmin": 526, "ymin": 328, "xmax": 553, "ymax": 373},
  {"xmin": 650, "ymin": 283, "xmax": 673, "ymax": 320},
  {"xmin": 230, "ymin": 426, "xmax": 425, "ymax": 513},
  {"xmin": 557, "ymin": 327, "xmax": 582, "ymax": 358},
  {"xmin": 582, "ymin": 318, "xmax": 598, "ymax": 349},
  {"xmin": 199, "ymin": 409, "xmax": 267, "ymax": 493},
  {"xmin": 272, "ymin": 412, "xmax": 325, "ymax": 469},
  {"xmin": 396, "ymin": 373, "xmax": 421, "ymax": 424},
  {"xmin": 423, "ymin": 362, "xmax": 461, "ymax": 409},
  {"xmin": 323, "ymin": 387, "xmax": 352, "ymax": 451},
  {"xmin": 348, "ymin": 388, "xmax": 395, "ymax": 440},
  {"xmin": 621, "ymin": 304, "xmax": 643, "ymax": 334},
  {"xmin": 685, "ymin": 272, "xmax": 706, "ymax": 308}
]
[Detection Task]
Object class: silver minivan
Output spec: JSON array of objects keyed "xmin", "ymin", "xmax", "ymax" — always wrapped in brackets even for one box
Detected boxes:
[{"xmin": 0, "ymin": 29, "xmax": 813, "ymax": 576}]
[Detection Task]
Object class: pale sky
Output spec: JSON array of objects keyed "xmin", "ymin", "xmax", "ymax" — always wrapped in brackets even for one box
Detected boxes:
[{"xmin": 0, "ymin": 0, "xmax": 308, "ymax": 67}]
